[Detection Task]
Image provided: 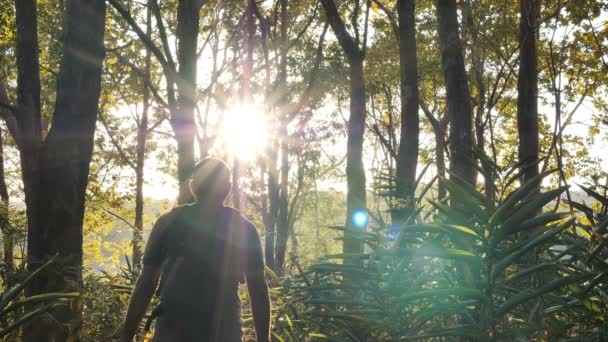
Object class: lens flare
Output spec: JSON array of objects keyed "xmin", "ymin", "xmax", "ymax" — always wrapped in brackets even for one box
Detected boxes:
[{"xmin": 351, "ymin": 209, "xmax": 369, "ymax": 229}]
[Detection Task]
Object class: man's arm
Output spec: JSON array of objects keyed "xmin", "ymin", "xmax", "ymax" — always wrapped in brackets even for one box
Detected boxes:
[
  {"xmin": 244, "ymin": 225, "xmax": 271, "ymax": 342},
  {"xmin": 119, "ymin": 264, "xmax": 161, "ymax": 342},
  {"xmin": 120, "ymin": 213, "xmax": 170, "ymax": 342}
]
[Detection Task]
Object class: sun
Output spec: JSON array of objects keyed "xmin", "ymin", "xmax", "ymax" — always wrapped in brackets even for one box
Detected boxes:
[{"xmin": 221, "ymin": 104, "xmax": 269, "ymax": 161}]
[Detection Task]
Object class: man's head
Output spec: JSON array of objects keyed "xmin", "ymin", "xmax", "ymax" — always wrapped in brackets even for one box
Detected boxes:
[{"xmin": 189, "ymin": 157, "xmax": 232, "ymax": 204}]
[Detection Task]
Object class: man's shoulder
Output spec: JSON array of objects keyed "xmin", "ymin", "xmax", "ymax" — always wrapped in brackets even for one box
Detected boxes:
[
  {"xmin": 223, "ymin": 206, "xmax": 256, "ymax": 231},
  {"xmin": 155, "ymin": 204, "xmax": 192, "ymax": 227}
]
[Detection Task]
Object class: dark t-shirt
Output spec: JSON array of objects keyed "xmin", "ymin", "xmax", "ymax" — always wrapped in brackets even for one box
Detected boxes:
[{"xmin": 143, "ymin": 204, "xmax": 263, "ymax": 342}]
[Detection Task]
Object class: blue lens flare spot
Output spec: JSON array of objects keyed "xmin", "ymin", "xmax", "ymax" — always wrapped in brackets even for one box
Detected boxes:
[{"xmin": 352, "ymin": 209, "xmax": 369, "ymax": 229}]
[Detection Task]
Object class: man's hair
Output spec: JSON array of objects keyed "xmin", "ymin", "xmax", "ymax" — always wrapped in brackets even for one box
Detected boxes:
[{"xmin": 190, "ymin": 157, "xmax": 232, "ymax": 200}]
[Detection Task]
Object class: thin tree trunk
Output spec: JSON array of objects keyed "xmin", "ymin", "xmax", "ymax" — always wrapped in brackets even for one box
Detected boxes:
[
  {"xmin": 0, "ymin": 127, "xmax": 11, "ymax": 284},
  {"xmin": 321, "ymin": 0, "xmax": 368, "ymax": 256},
  {"xmin": 275, "ymin": 123, "xmax": 289, "ymax": 274},
  {"xmin": 395, "ymin": 0, "xmax": 419, "ymax": 223},
  {"xmin": 273, "ymin": 0, "xmax": 290, "ymax": 274},
  {"xmin": 344, "ymin": 55, "xmax": 367, "ymax": 254},
  {"xmin": 436, "ymin": 0, "xmax": 475, "ymax": 187},
  {"xmin": 264, "ymin": 142, "xmax": 279, "ymax": 270},
  {"xmin": 133, "ymin": 5, "xmax": 152, "ymax": 269},
  {"xmin": 174, "ymin": 0, "xmax": 201, "ymax": 205},
  {"xmin": 20, "ymin": 0, "xmax": 107, "ymax": 340},
  {"xmin": 517, "ymin": 0, "xmax": 539, "ymax": 186},
  {"xmin": 435, "ymin": 124, "xmax": 447, "ymax": 200}
]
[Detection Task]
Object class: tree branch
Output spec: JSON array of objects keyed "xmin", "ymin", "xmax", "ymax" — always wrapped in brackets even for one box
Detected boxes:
[
  {"xmin": 108, "ymin": 0, "xmax": 172, "ymax": 72},
  {"xmin": 320, "ymin": 0, "xmax": 361, "ymax": 58},
  {"xmin": 99, "ymin": 111, "xmax": 137, "ymax": 171},
  {"xmin": 372, "ymin": 0, "xmax": 399, "ymax": 39}
]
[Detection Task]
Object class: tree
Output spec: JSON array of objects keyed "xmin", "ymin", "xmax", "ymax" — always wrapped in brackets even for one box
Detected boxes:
[
  {"xmin": 517, "ymin": 0, "xmax": 539, "ymax": 187},
  {"xmin": 395, "ymin": 0, "xmax": 420, "ymax": 221},
  {"xmin": 11, "ymin": 0, "xmax": 107, "ymax": 340},
  {"xmin": 320, "ymin": 0, "xmax": 369, "ymax": 255},
  {"xmin": 436, "ymin": 0, "xmax": 475, "ymax": 187},
  {"xmin": 109, "ymin": 0, "xmax": 202, "ymax": 205}
]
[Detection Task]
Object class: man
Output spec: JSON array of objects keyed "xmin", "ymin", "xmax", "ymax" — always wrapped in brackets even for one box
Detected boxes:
[{"xmin": 120, "ymin": 158, "xmax": 271, "ymax": 342}]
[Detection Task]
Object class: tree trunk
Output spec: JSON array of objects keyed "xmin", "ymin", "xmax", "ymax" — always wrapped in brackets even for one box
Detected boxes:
[
  {"xmin": 174, "ymin": 0, "xmax": 201, "ymax": 205},
  {"xmin": 0, "ymin": 126, "xmax": 11, "ymax": 284},
  {"xmin": 18, "ymin": 0, "xmax": 106, "ymax": 340},
  {"xmin": 395, "ymin": 0, "xmax": 419, "ymax": 222},
  {"xmin": 275, "ymin": 122, "xmax": 289, "ymax": 274},
  {"xmin": 344, "ymin": 55, "xmax": 367, "ymax": 255},
  {"xmin": 264, "ymin": 140, "xmax": 279, "ymax": 270},
  {"xmin": 435, "ymin": 124, "xmax": 447, "ymax": 200},
  {"xmin": 517, "ymin": 0, "xmax": 539, "ymax": 186},
  {"xmin": 321, "ymin": 0, "xmax": 368, "ymax": 256},
  {"xmin": 273, "ymin": 0, "xmax": 290, "ymax": 274},
  {"xmin": 436, "ymin": 0, "xmax": 475, "ymax": 187},
  {"xmin": 133, "ymin": 5, "xmax": 152, "ymax": 269}
]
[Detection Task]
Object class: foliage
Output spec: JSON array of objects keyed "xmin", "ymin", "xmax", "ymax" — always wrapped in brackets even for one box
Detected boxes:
[
  {"xmin": 80, "ymin": 274, "xmax": 128, "ymax": 342},
  {"xmin": 0, "ymin": 258, "xmax": 80, "ymax": 340},
  {"xmin": 285, "ymin": 171, "xmax": 607, "ymax": 340}
]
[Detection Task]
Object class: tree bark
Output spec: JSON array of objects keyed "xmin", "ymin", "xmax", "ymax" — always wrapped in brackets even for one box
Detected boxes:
[
  {"xmin": 435, "ymin": 124, "xmax": 447, "ymax": 200},
  {"xmin": 321, "ymin": 0, "xmax": 367, "ymax": 256},
  {"xmin": 18, "ymin": 0, "xmax": 107, "ymax": 340},
  {"xmin": 395, "ymin": 0, "xmax": 419, "ymax": 222},
  {"xmin": 0, "ymin": 126, "xmax": 11, "ymax": 285},
  {"xmin": 517, "ymin": 0, "xmax": 539, "ymax": 186},
  {"xmin": 174, "ymin": 0, "xmax": 201, "ymax": 205},
  {"xmin": 133, "ymin": 4, "xmax": 153, "ymax": 269},
  {"xmin": 264, "ymin": 139, "xmax": 279, "ymax": 270},
  {"xmin": 436, "ymin": 0, "xmax": 475, "ymax": 187},
  {"xmin": 275, "ymin": 122, "xmax": 289, "ymax": 274}
]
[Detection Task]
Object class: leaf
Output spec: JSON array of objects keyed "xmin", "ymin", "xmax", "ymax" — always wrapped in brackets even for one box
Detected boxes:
[
  {"xmin": 577, "ymin": 183, "xmax": 608, "ymax": 209},
  {"xmin": 493, "ymin": 218, "xmax": 574, "ymax": 279},
  {"xmin": 384, "ymin": 246, "xmax": 481, "ymax": 263},
  {"xmin": 492, "ymin": 212, "xmax": 568, "ymax": 246},
  {"xmin": 265, "ymin": 265, "xmax": 282, "ymax": 285},
  {"xmin": 440, "ymin": 177, "xmax": 489, "ymax": 220},
  {"xmin": 501, "ymin": 262, "xmax": 559, "ymax": 284},
  {"xmin": 0, "ymin": 257, "xmax": 57, "ymax": 311},
  {"xmin": 401, "ymin": 223, "xmax": 479, "ymax": 240},
  {"xmin": 496, "ymin": 273, "xmax": 594, "ymax": 317},
  {"xmin": 403, "ymin": 326, "xmax": 483, "ymax": 339},
  {"xmin": 490, "ymin": 170, "xmax": 557, "ymax": 226},
  {"xmin": 397, "ymin": 287, "xmax": 484, "ymax": 304},
  {"xmin": 497, "ymin": 187, "xmax": 568, "ymax": 232}
]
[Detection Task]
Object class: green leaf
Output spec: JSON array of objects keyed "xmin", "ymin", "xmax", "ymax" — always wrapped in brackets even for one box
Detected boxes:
[
  {"xmin": 577, "ymin": 183, "xmax": 608, "ymax": 209},
  {"xmin": 403, "ymin": 326, "xmax": 483, "ymax": 339},
  {"xmin": 490, "ymin": 170, "xmax": 557, "ymax": 226},
  {"xmin": 401, "ymin": 223, "xmax": 479, "ymax": 240},
  {"xmin": 384, "ymin": 246, "xmax": 481, "ymax": 263},
  {"xmin": 501, "ymin": 262, "xmax": 559, "ymax": 284},
  {"xmin": 492, "ymin": 212, "xmax": 568, "ymax": 246},
  {"xmin": 496, "ymin": 273, "xmax": 594, "ymax": 317},
  {"xmin": 0, "ymin": 257, "xmax": 57, "ymax": 311},
  {"xmin": 397, "ymin": 287, "xmax": 484, "ymax": 304},
  {"xmin": 497, "ymin": 187, "xmax": 568, "ymax": 231},
  {"xmin": 493, "ymin": 218, "xmax": 574, "ymax": 279}
]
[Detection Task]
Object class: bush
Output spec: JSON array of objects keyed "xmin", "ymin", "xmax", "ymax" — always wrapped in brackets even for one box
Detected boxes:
[
  {"xmin": 80, "ymin": 274, "xmax": 128, "ymax": 342},
  {"xmin": 286, "ymin": 171, "xmax": 607, "ymax": 340}
]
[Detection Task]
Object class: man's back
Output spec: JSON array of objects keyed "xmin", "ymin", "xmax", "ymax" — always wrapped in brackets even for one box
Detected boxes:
[{"xmin": 143, "ymin": 204, "xmax": 259, "ymax": 341}]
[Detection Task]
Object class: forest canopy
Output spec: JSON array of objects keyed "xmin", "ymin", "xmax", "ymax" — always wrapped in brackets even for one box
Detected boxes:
[{"xmin": 1, "ymin": 0, "xmax": 608, "ymax": 341}]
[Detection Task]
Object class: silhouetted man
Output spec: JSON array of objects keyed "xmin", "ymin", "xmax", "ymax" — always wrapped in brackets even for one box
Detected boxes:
[{"xmin": 120, "ymin": 158, "xmax": 271, "ymax": 342}]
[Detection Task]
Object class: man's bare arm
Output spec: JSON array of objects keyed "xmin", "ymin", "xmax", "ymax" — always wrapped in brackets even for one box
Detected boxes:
[
  {"xmin": 244, "ymin": 224, "xmax": 271, "ymax": 342},
  {"xmin": 246, "ymin": 271, "xmax": 271, "ymax": 342},
  {"xmin": 120, "ymin": 213, "xmax": 170, "ymax": 342},
  {"xmin": 119, "ymin": 264, "xmax": 161, "ymax": 342}
]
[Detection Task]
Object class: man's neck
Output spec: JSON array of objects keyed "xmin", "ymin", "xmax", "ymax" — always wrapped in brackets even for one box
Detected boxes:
[{"xmin": 192, "ymin": 199, "xmax": 224, "ymax": 214}]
